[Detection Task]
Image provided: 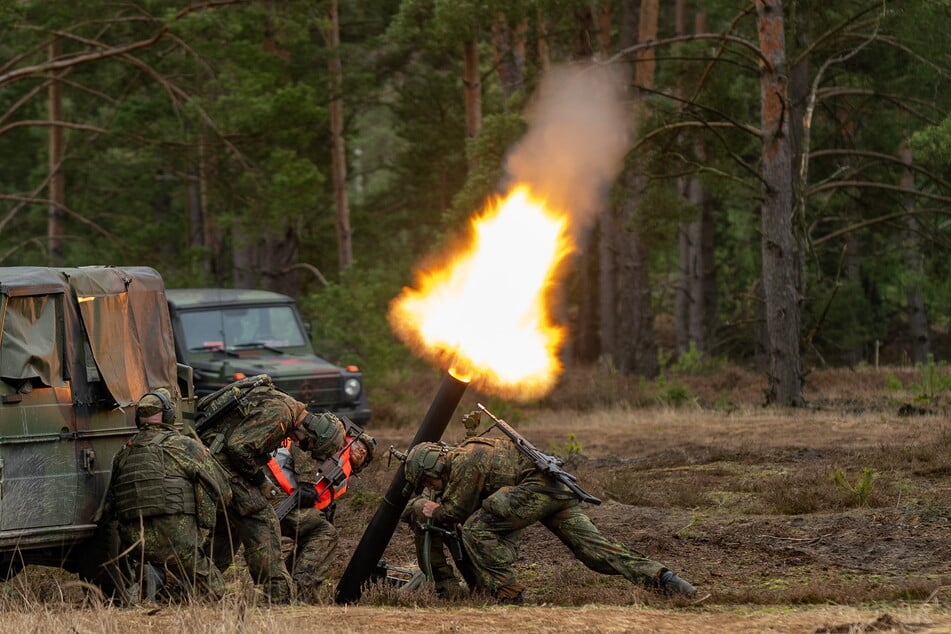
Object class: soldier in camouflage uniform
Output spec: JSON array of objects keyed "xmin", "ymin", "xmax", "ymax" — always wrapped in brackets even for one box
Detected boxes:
[
  {"xmin": 197, "ymin": 380, "xmax": 345, "ymax": 603},
  {"xmin": 108, "ymin": 388, "xmax": 232, "ymax": 601},
  {"xmin": 261, "ymin": 432, "xmax": 375, "ymax": 602},
  {"xmin": 403, "ymin": 436, "xmax": 697, "ymax": 603}
]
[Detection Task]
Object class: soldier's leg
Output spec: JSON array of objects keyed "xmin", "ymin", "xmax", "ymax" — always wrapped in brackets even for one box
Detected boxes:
[
  {"xmin": 540, "ymin": 506, "xmax": 665, "ymax": 585},
  {"xmin": 283, "ymin": 508, "xmax": 337, "ymax": 602},
  {"xmin": 464, "ymin": 478, "xmax": 577, "ymax": 598},
  {"xmin": 235, "ymin": 506, "xmax": 294, "ymax": 602},
  {"xmin": 153, "ymin": 515, "xmax": 227, "ymax": 601},
  {"xmin": 208, "ymin": 509, "xmax": 240, "ymax": 572}
]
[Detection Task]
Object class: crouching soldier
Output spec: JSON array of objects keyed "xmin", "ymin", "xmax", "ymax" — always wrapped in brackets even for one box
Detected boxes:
[
  {"xmin": 196, "ymin": 377, "xmax": 346, "ymax": 603},
  {"xmin": 262, "ymin": 430, "xmax": 376, "ymax": 602},
  {"xmin": 108, "ymin": 388, "xmax": 232, "ymax": 601},
  {"xmin": 401, "ymin": 413, "xmax": 698, "ymax": 604}
]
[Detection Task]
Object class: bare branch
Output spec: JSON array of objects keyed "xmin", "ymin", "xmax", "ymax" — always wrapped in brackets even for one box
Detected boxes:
[
  {"xmin": 0, "ymin": 194, "xmax": 119, "ymax": 241},
  {"xmin": 812, "ymin": 208, "xmax": 951, "ymax": 246},
  {"xmin": 796, "ymin": 2, "xmax": 883, "ymax": 251},
  {"xmin": 0, "ymin": 119, "xmax": 110, "ymax": 137},
  {"xmin": 815, "ymin": 88, "xmax": 942, "ymax": 126},
  {"xmin": 603, "ymin": 31, "xmax": 769, "ymax": 72},
  {"xmin": 0, "ymin": 29, "xmax": 168, "ymax": 87},
  {"xmin": 807, "ymin": 180, "xmax": 951, "ymax": 205},
  {"xmin": 809, "ymin": 148, "xmax": 951, "ymax": 191}
]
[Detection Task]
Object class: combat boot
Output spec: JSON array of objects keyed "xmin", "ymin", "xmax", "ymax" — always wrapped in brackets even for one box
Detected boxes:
[
  {"xmin": 494, "ymin": 583, "xmax": 525, "ymax": 605},
  {"xmin": 659, "ymin": 570, "xmax": 697, "ymax": 597}
]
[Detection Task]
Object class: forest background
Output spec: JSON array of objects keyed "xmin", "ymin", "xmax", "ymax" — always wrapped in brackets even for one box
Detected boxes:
[{"xmin": 3, "ymin": 0, "xmax": 951, "ymax": 411}]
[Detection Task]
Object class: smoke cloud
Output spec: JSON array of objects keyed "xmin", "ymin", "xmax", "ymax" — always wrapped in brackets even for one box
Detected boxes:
[{"xmin": 504, "ymin": 63, "xmax": 630, "ymax": 235}]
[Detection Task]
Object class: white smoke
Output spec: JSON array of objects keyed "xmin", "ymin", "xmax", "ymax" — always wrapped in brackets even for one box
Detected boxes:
[{"xmin": 504, "ymin": 63, "xmax": 630, "ymax": 234}]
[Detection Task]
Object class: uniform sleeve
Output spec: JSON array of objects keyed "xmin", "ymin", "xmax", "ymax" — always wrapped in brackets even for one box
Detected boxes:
[
  {"xmin": 224, "ymin": 397, "xmax": 293, "ymax": 477},
  {"xmin": 289, "ymin": 443, "xmax": 319, "ymax": 482},
  {"xmin": 431, "ymin": 453, "xmax": 486, "ymax": 526}
]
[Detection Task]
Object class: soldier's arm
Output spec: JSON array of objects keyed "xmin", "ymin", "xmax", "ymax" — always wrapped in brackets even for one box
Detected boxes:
[{"xmin": 431, "ymin": 459, "xmax": 485, "ymax": 525}]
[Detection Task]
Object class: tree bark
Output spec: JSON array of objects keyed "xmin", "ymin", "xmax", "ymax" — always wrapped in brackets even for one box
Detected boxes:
[
  {"xmin": 616, "ymin": 0, "xmax": 658, "ymax": 378},
  {"xmin": 463, "ymin": 36, "xmax": 481, "ymax": 143},
  {"xmin": 47, "ymin": 38, "xmax": 65, "ymax": 266},
  {"xmin": 327, "ymin": 0, "xmax": 352, "ymax": 272},
  {"xmin": 756, "ymin": 0, "xmax": 803, "ymax": 406},
  {"xmin": 491, "ymin": 14, "xmax": 525, "ymax": 105},
  {"xmin": 901, "ymin": 139, "xmax": 930, "ymax": 364}
]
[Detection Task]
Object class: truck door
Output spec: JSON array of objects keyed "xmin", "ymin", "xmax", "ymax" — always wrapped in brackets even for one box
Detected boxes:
[{"xmin": 0, "ymin": 290, "xmax": 77, "ymax": 529}]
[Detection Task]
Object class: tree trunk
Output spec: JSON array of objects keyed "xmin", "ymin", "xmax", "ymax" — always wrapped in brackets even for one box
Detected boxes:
[
  {"xmin": 901, "ymin": 140, "xmax": 930, "ymax": 364},
  {"xmin": 327, "ymin": 0, "xmax": 352, "ymax": 272},
  {"xmin": 616, "ymin": 0, "xmax": 658, "ymax": 378},
  {"xmin": 463, "ymin": 36, "xmax": 481, "ymax": 143},
  {"xmin": 598, "ymin": 206, "xmax": 618, "ymax": 363},
  {"xmin": 491, "ymin": 14, "xmax": 525, "ymax": 105},
  {"xmin": 47, "ymin": 38, "xmax": 65, "ymax": 266},
  {"xmin": 536, "ymin": 12, "xmax": 551, "ymax": 72},
  {"xmin": 756, "ymin": 0, "xmax": 803, "ymax": 406}
]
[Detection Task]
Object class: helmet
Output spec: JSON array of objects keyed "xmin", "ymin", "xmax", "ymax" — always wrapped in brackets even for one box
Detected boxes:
[
  {"xmin": 403, "ymin": 442, "xmax": 447, "ymax": 490},
  {"xmin": 351, "ymin": 432, "xmax": 376, "ymax": 472},
  {"xmin": 135, "ymin": 388, "xmax": 175, "ymax": 427},
  {"xmin": 299, "ymin": 411, "xmax": 346, "ymax": 460}
]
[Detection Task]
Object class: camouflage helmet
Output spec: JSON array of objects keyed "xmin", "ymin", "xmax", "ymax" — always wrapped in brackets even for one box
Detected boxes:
[
  {"xmin": 403, "ymin": 442, "xmax": 448, "ymax": 489},
  {"xmin": 135, "ymin": 388, "xmax": 175, "ymax": 427},
  {"xmin": 351, "ymin": 432, "xmax": 377, "ymax": 472},
  {"xmin": 299, "ymin": 411, "xmax": 346, "ymax": 460}
]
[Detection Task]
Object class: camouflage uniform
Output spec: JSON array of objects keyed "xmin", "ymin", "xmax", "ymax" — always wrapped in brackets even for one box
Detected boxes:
[
  {"xmin": 198, "ymin": 384, "xmax": 345, "ymax": 603},
  {"xmin": 262, "ymin": 443, "xmax": 340, "ymax": 603},
  {"xmin": 108, "ymin": 393, "xmax": 232, "ymax": 601},
  {"xmin": 402, "ymin": 491, "xmax": 472, "ymax": 598},
  {"xmin": 419, "ymin": 437, "xmax": 669, "ymax": 600}
]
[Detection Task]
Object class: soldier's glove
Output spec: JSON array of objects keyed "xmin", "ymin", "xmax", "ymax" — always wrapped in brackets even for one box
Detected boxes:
[
  {"xmin": 297, "ymin": 483, "xmax": 319, "ymax": 508},
  {"xmin": 324, "ymin": 502, "xmax": 337, "ymax": 524},
  {"xmin": 246, "ymin": 469, "xmax": 266, "ymax": 486}
]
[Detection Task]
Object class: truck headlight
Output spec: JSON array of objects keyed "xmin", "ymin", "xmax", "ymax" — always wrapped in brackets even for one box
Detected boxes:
[{"xmin": 344, "ymin": 377, "xmax": 362, "ymax": 399}]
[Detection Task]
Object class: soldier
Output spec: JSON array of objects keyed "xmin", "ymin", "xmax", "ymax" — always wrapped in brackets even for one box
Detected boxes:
[
  {"xmin": 261, "ymin": 431, "xmax": 376, "ymax": 602},
  {"xmin": 198, "ymin": 380, "xmax": 346, "ymax": 603},
  {"xmin": 108, "ymin": 388, "xmax": 232, "ymax": 602},
  {"xmin": 402, "ymin": 436, "xmax": 698, "ymax": 604}
]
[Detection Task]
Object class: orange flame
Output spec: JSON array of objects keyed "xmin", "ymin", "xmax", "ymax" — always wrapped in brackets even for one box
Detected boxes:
[{"xmin": 388, "ymin": 185, "xmax": 574, "ymax": 400}]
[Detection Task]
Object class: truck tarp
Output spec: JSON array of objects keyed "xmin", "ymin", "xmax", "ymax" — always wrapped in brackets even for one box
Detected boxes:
[{"xmin": 0, "ymin": 266, "xmax": 178, "ymax": 407}]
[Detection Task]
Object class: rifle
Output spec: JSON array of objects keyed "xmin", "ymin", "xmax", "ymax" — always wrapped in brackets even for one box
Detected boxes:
[{"xmin": 476, "ymin": 403, "xmax": 601, "ymax": 505}]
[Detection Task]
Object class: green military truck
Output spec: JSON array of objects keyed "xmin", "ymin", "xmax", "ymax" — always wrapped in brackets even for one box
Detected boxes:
[
  {"xmin": 0, "ymin": 266, "xmax": 193, "ymax": 590},
  {"xmin": 165, "ymin": 288, "xmax": 371, "ymax": 425}
]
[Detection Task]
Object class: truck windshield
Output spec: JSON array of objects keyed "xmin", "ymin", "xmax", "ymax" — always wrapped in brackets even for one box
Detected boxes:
[{"xmin": 178, "ymin": 305, "xmax": 308, "ymax": 353}]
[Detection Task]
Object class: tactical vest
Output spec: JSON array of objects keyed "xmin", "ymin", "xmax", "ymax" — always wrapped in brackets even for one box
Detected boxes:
[
  {"xmin": 455, "ymin": 436, "xmax": 524, "ymax": 489},
  {"xmin": 113, "ymin": 430, "xmax": 197, "ymax": 520}
]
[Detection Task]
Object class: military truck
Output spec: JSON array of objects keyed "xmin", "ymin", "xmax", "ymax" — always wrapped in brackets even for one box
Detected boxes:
[
  {"xmin": 0, "ymin": 266, "xmax": 193, "ymax": 590},
  {"xmin": 165, "ymin": 288, "xmax": 371, "ymax": 425}
]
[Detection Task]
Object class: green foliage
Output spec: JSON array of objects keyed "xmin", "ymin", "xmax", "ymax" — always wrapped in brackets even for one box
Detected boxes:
[
  {"xmin": 653, "ymin": 375, "xmax": 696, "ymax": 408},
  {"xmin": 668, "ymin": 342, "xmax": 726, "ymax": 375},
  {"xmin": 298, "ymin": 264, "xmax": 411, "ymax": 384},
  {"xmin": 830, "ymin": 467, "xmax": 876, "ymax": 507},
  {"xmin": 910, "ymin": 354, "xmax": 951, "ymax": 402},
  {"xmin": 556, "ymin": 433, "xmax": 583, "ymax": 459}
]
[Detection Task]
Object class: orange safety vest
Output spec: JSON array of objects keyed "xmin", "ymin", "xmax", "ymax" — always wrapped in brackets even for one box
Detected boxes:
[
  {"xmin": 264, "ymin": 441, "xmax": 353, "ymax": 510},
  {"xmin": 315, "ymin": 444, "xmax": 352, "ymax": 509}
]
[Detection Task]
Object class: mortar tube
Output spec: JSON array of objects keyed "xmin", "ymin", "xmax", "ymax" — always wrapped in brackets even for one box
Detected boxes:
[{"xmin": 334, "ymin": 371, "xmax": 469, "ymax": 604}]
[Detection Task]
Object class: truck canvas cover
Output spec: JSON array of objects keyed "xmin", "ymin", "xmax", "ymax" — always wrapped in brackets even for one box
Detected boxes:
[{"xmin": 0, "ymin": 266, "xmax": 177, "ymax": 407}]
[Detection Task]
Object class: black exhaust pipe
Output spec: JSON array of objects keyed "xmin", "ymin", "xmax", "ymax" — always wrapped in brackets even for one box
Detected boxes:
[{"xmin": 334, "ymin": 371, "xmax": 469, "ymax": 604}]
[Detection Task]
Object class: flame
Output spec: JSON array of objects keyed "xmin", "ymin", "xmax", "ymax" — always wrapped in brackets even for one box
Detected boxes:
[{"xmin": 389, "ymin": 185, "xmax": 574, "ymax": 400}]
